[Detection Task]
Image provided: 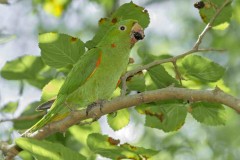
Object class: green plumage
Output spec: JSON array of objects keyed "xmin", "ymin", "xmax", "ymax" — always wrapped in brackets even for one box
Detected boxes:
[{"xmin": 27, "ymin": 19, "xmax": 143, "ymax": 133}]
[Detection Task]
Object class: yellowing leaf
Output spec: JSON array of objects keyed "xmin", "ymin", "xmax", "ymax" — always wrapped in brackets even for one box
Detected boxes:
[{"xmin": 41, "ymin": 78, "xmax": 64, "ymax": 101}]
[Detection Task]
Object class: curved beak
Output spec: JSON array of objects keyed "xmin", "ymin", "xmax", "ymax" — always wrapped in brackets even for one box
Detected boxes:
[{"xmin": 131, "ymin": 23, "xmax": 145, "ymax": 45}]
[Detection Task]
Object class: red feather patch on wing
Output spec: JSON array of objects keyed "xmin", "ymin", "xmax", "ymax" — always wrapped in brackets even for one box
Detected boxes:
[
  {"xmin": 87, "ymin": 52, "xmax": 102, "ymax": 80},
  {"xmin": 96, "ymin": 52, "xmax": 102, "ymax": 67},
  {"xmin": 116, "ymin": 79, "xmax": 121, "ymax": 88}
]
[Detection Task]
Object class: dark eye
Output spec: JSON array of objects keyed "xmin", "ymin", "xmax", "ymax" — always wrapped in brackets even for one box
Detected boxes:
[{"xmin": 119, "ymin": 25, "xmax": 126, "ymax": 31}]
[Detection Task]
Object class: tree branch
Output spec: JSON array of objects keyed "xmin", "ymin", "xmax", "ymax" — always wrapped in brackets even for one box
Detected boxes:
[{"xmin": 3, "ymin": 86, "xmax": 240, "ymax": 159}]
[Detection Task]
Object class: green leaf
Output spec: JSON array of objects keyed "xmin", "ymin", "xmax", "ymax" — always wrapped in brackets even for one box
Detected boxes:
[
  {"xmin": 107, "ymin": 109, "xmax": 130, "ymax": 131},
  {"xmin": 86, "ymin": 2, "xmax": 150, "ymax": 49},
  {"xmin": 13, "ymin": 102, "xmax": 44, "ymax": 130},
  {"xmin": 68, "ymin": 123, "xmax": 100, "ymax": 159},
  {"xmin": 0, "ymin": 55, "xmax": 54, "ymax": 89},
  {"xmin": 87, "ymin": 133, "xmax": 158, "ymax": 159},
  {"xmin": 1, "ymin": 55, "xmax": 45, "ymax": 80},
  {"xmin": 198, "ymin": 0, "xmax": 232, "ymax": 26},
  {"xmin": 126, "ymin": 72, "xmax": 146, "ymax": 92},
  {"xmin": 136, "ymin": 103, "xmax": 187, "ymax": 132},
  {"xmin": 0, "ymin": 101, "xmax": 19, "ymax": 113},
  {"xmin": 16, "ymin": 138, "xmax": 86, "ymax": 160},
  {"xmin": 182, "ymin": 55, "xmax": 225, "ymax": 82},
  {"xmin": 39, "ymin": 33, "xmax": 85, "ymax": 68},
  {"xmin": 18, "ymin": 151, "xmax": 34, "ymax": 160},
  {"xmin": 148, "ymin": 65, "xmax": 179, "ymax": 88},
  {"xmin": 190, "ymin": 102, "xmax": 226, "ymax": 126},
  {"xmin": 41, "ymin": 78, "xmax": 64, "ymax": 101}
]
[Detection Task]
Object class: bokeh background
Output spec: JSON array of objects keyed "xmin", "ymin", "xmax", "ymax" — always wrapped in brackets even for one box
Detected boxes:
[{"xmin": 1, "ymin": 0, "xmax": 240, "ymax": 159}]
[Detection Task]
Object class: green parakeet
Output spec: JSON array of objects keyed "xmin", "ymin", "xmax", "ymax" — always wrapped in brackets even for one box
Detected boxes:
[{"xmin": 26, "ymin": 19, "xmax": 144, "ymax": 133}]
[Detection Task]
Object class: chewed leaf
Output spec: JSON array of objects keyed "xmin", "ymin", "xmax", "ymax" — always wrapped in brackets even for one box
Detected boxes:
[
  {"xmin": 39, "ymin": 33, "xmax": 85, "ymax": 68},
  {"xmin": 86, "ymin": 2, "xmax": 150, "ymax": 49},
  {"xmin": 87, "ymin": 133, "xmax": 158, "ymax": 159},
  {"xmin": 111, "ymin": 2, "xmax": 150, "ymax": 29},
  {"xmin": 197, "ymin": 0, "xmax": 232, "ymax": 26},
  {"xmin": 136, "ymin": 102, "xmax": 187, "ymax": 132},
  {"xmin": 182, "ymin": 55, "xmax": 225, "ymax": 82},
  {"xmin": 190, "ymin": 102, "xmax": 226, "ymax": 126}
]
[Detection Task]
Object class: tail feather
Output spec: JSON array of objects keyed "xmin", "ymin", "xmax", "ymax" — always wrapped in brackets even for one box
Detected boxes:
[{"xmin": 24, "ymin": 95, "xmax": 67, "ymax": 134}]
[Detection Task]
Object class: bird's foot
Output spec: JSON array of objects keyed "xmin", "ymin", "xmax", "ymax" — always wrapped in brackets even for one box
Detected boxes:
[{"xmin": 86, "ymin": 100, "xmax": 106, "ymax": 116}]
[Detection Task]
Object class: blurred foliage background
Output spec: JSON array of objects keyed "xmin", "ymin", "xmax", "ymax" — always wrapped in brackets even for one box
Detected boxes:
[{"xmin": 1, "ymin": 0, "xmax": 240, "ymax": 159}]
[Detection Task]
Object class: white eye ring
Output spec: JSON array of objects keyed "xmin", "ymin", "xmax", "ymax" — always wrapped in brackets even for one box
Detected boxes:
[{"xmin": 119, "ymin": 25, "xmax": 126, "ymax": 31}]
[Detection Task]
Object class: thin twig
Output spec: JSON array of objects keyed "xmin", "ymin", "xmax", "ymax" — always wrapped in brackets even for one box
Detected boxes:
[
  {"xmin": 193, "ymin": 0, "xmax": 232, "ymax": 49},
  {"xmin": 0, "ymin": 113, "xmax": 45, "ymax": 123},
  {"xmin": 172, "ymin": 60, "xmax": 182, "ymax": 85},
  {"xmin": 120, "ymin": 0, "xmax": 231, "ymax": 95},
  {"xmin": 120, "ymin": 48, "xmax": 225, "ymax": 95}
]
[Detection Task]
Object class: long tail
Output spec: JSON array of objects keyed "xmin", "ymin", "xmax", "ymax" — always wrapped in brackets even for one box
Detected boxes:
[{"xmin": 24, "ymin": 94, "xmax": 68, "ymax": 134}]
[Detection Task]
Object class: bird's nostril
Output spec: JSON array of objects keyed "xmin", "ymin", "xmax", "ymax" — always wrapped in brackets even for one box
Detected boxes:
[{"xmin": 133, "ymin": 32, "xmax": 144, "ymax": 40}]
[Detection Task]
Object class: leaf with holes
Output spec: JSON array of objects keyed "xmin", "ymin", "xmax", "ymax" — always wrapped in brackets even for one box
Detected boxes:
[
  {"xmin": 87, "ymin": 133, "xmax": 158, "ymax": 159},
  {"xmin": 136, "ymin": 103, "xmax": 187, "ymax": 132}
]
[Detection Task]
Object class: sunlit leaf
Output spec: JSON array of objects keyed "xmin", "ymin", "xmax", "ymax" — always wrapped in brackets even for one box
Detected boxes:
[
  {"xmin": 39, "ymin": 33, "xmax": 85, "ymax": 68},
  {"xmin": 87, "ymin": 133, "xmax": 158, "ymax": 159},
  {"xmin": 68, "ymin": 123, "xmax": 100, "ymax": 158},
  {"xmin": 18, "ymin": 151, "xmax": 34, "ymax": 160},
  {"xmin": 41, "ymin": 78, "xmax": 64, "ymax": 101},
  {"xmin": 182, "ymin": 55, "xmax": 225, "ymax": 82},
  {"xmin": 190, "ymin": 102, "xmax": 226, "ymax": 125},
  {"xmin": 16, "ymin": 138, "xmax": 86, "ymax": 160},
  {"xmin": 1, "ymin": 56, "xmax": 45, "ymax": 80},
  {"xmin": 107, "ymin": 109, "xmax": 130, "ymax": 131}
]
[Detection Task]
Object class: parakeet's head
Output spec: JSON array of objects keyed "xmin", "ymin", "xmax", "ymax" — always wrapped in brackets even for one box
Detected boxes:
[{"xmin": 99, "ymin": 19, "xmax": 145, "ymax": 48}]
